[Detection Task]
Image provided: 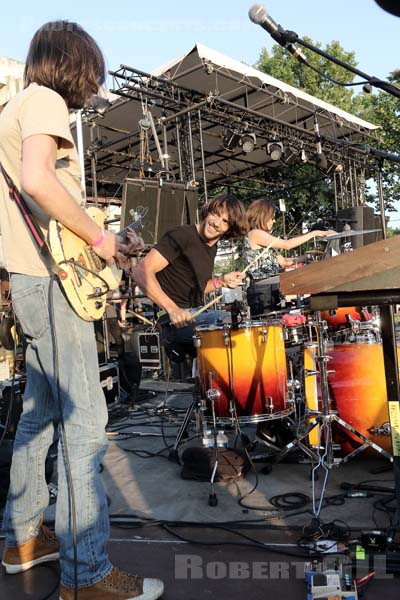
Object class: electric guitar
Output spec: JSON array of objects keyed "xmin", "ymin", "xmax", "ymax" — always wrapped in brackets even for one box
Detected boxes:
[{"xmin": 48, "ymin": 206, "xmax": 143, "ymax": 321}]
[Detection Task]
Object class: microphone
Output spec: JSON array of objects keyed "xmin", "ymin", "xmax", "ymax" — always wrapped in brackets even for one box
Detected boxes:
[{"xmin": 248, "ymin": 4, "xmax": 307, "ymax": 63}]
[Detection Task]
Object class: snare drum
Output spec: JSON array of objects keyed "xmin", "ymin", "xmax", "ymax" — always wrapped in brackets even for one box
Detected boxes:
[{"xmin": 194, "ymin": 320, "xmax": 291, "ymax": 424}]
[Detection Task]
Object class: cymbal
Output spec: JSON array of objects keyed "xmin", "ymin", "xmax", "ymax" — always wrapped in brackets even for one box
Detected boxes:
[{"xmin": 320, "ymin": 229, "xmax": 381, "ymax": 241}]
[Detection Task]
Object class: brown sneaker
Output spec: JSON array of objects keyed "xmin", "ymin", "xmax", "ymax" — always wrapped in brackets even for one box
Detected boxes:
[
  {"xmin": 2, "ymin": 523, "xmax": 59, "ymax": 574},
  {"xmin": 59, "ymin": 567, "xmax": 164, "ymax": 599}
]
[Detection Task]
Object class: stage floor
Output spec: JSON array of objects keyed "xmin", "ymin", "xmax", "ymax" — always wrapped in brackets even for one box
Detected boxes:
[{"xmin": 1, "ymin": 376, "xmax": 399, "ymax": 599}]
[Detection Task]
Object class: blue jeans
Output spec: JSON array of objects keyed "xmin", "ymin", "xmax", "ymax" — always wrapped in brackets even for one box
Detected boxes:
[
  {"xmin": 2, "ymin": 274, "xmax": 112, "ymax": 588},
  {"xmin": 160, "ymin": 308, "xmax": 228, "ymax": 348}
]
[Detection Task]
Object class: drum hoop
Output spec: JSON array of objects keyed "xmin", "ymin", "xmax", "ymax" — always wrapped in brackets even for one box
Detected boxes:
[
  {"xmin": 204, "ymin": 406, "xmax": 294, "ymax": 425},
  {"xmin": 195, "ymin": 319, "xmax": 282, "ymax": 333}
]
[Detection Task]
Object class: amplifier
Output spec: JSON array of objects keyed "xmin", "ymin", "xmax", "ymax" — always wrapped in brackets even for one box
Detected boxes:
[
  {"xmin": 137, "ymin": 331, "xmax": 161, "ymax": 370},
  {"xmin": 99, "ymin": 362, "xmax": 120, "ymax": 405}
]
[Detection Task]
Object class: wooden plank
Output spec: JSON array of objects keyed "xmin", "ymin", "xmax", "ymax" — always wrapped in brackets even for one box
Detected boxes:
[{"xmin": 280, "ymin": 236, "xmax": 400, "ymax": 296}]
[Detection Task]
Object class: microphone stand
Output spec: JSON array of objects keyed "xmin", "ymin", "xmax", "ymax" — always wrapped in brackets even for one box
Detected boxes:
[{"xmin": 277, "ymin": 28, "xmax": 400, "ymax": 99}]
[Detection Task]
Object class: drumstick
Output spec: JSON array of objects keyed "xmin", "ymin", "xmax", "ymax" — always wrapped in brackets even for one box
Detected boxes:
[
  {"xmin": 130, "ymin": 311, "xmax": 154, "ymax": 326},
  {"xmin": 241, "ymin": 241, "xmax": 275, "ymax": 275},
  {"xmin": 191, "ymin": 294, "xmax": 223, "ymax": 320}
]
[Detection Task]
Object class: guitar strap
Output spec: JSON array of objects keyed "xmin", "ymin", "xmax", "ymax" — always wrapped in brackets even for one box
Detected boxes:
[{"xmin": 0, "ymin": 161, "xmax": 60, "ymax": 275}]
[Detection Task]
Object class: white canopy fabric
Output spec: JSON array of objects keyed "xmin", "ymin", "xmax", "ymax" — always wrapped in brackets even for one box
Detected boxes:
[{"xmin": 78, "ymin": 43, "xmax": 378, "ymax": 190}]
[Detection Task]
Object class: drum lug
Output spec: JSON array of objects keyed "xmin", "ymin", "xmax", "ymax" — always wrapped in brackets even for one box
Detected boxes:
[
  {"xmin": 206, "ymin": 388, "xmax": 221, "ymax": 403},
  {"xmin": 223, "ymin": 331, "xmax": 230, "ymax": 346},
  {"xmin": 368, "ymin": 422, "xmax": 391, "ymax": 437},
  {"xmin": 305, "ymin": 369, "xmax": 319, "ymax": 377},
  {"xmin": 261, "ymin": 328, "xmax": 267, "ymax": 343},
  {"xmin": 193, "ymin": 335, "xmax": 201, "ymax": 348},
  {"xmin": 266, "ymin": 396, "xmax": 274, "ymax": 413}
]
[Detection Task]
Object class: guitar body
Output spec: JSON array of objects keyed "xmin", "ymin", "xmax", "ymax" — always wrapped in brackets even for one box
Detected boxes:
[{"xmin": 48, "ymin": 207, "xmax": 121, "ymax": 321}]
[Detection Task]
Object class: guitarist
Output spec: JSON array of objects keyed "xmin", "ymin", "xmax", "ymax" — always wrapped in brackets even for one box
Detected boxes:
[{"xmin": 0, "ymin": 21, "xmax": 163, "ymax": 600}]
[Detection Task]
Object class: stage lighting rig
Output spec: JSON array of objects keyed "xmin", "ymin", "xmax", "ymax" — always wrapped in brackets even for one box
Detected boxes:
[
  {"xmin": 267, "ymin": 141, "xmax": 284, "ymax": 161},
  {"xmin": 240, "ymin": 132, "xmax": 256, "ymax": 154},
  {"xmin": 222, "ymin": 127, "xmax": 242, "ymax": 152}
]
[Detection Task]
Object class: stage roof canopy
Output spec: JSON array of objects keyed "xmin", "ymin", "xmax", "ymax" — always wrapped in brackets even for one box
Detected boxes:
[{"xmin": 78, "ymin": 43, "xmax": 378, "ymax": 194}]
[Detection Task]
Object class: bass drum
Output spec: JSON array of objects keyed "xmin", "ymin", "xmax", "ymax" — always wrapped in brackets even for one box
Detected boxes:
[
  {"xmin": 194, "ymin": 320, "xmax": 291, "ymax": 424},
  {"xmin": 305, "ymin": 342, "xmax": 395, "ymax": 455},
  {"xmin": 327, "ymin": 343, "xmax": 394, "ymax": 455}
]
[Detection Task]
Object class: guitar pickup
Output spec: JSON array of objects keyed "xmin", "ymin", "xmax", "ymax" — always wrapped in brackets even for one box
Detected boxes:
[{"xmin": 85, "ymin": 246, "xmax": 104, "ymax": 272}]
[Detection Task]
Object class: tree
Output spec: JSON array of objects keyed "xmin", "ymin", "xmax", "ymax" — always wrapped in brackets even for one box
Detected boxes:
[
  {"xmin": 254, "ymin": 39, "xmax": 400, "ymax": 219},
  {"xmin": 357, "ymin": 71, "xmax": 400, "ymax": 211},
  {"xmin": 255, "ymin": 38, "xmax": 360, "ymax": 112}
]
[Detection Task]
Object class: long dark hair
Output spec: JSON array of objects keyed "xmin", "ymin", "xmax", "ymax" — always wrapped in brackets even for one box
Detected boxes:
[
  {"xmin": 24, "ymin": 21, "xmax": 105, "ymax": 110},
  {"xmin": 200, "ymin": 193, "xmax": 248, "ymax": 239}
]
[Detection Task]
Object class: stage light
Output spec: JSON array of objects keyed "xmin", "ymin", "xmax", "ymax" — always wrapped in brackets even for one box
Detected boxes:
[
  {"xmin": 316, "ymin": 151, "xmax": 328, "ymax": 171},
  {"xmin": 240, "ymin": 132, "xmax": 256, "ymax": 154},
  {"xmin": 267, "ymin": 141, "xmax": 284, "ymax": 161},
  {"xmin": 222, "ymin": 128, "xmax": 241, "ymax": 152}
]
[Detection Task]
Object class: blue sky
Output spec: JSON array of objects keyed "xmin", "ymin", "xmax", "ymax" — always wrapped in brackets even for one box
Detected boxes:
[
  {"xmin": 1, "ymin": 1, "xmax": 399, "ymax": 221},
  {"xmin": 1, "ymin": 0, "xmax": 398, "ymax": 79}
]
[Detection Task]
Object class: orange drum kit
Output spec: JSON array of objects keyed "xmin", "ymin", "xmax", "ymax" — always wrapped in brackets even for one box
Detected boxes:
[{"xmin": 192, "ymin": 279, "xmax": 395, "ymax": 464}]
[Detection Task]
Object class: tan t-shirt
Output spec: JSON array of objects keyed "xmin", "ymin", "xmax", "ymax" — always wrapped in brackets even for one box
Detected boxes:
[{"xmin": 0, "ymin": 83, "xmax": 84, "ymax": 276}]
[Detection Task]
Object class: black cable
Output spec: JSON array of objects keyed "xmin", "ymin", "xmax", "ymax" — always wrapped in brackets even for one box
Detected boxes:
[
  {"xmin": 48, "ymin": 276, "xmax": 79, "ymax": 600},
  {"xmin": 0, "ymin": 310, "xmax": 20, "ymax": 449},
  {"xmin": 58, "ymin": 259, "xmax": 110, "ymax": 299},
  {"xmin": 159, "ymin": 522, "xmax": 328, "ymax": 559}
]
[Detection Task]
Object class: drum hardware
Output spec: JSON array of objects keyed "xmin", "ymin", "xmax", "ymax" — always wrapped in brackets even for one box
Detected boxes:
[
  {"xmin": 206, "ymin": 378, "xmax": 223, "ymax": 507},
  {"xmin": 270, "ymin": 315, "xmax": 393, "ymax": 518},
  {"xmin": 206, "ymin": 387, "xmax": 221, "ymax": 403},
  {"xmin": 266, "ymin": 396, "xmax": 274, "ymax": 414},
  {"xmin": 368, "ymin": 423, "xmax": 391, "ymax": 437},
  {"xmin": 168, "ymin": 359, "xmax": 231, "ymax": 507}
]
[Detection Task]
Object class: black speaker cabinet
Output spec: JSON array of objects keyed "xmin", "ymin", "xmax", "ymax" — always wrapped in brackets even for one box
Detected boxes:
[
  {"xmin": 122, "ymin": 179, "xmax": 198, "ymax": 244},
  {"xmin": 336, "ymin": 206, "xmax": 380, "ymax": 249}
]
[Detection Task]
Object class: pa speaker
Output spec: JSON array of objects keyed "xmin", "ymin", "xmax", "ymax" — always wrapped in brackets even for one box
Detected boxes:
[
  {"xmin": 122, "ymin": 179, "xmax": 198, "ymax": 244},
  {"xmin": 336, "ymin": 206, "xmax": 380, "ymax": 248}
]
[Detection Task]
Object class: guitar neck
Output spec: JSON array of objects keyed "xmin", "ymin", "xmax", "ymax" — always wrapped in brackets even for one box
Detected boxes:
[{"xmin": 118, "ymin": 220, "xmax": 142, "ymax": 239}]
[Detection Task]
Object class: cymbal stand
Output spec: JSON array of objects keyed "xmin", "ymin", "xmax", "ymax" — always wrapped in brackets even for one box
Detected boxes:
[
  {"xmin": 207, "ymin": 387, "xmax": 220, "ymax": 507},
  {"xmin": 168, "ymin": 371, "xmax": 203, "ymax": 463}
]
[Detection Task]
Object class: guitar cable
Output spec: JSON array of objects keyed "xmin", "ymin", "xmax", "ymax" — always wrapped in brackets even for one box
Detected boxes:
[
  {"xmin": 58, "ymin": 259, "xmax": 111, "ymax": 299},
  {"xmin": 48, "ymin": 275, "xmax": 79, "ymax": 600}
]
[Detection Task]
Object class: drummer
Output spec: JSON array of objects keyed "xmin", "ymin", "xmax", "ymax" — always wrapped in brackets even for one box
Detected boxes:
[
  {"xmin": 245, "ymin": 198, "xmax": 335, "ymax": 278},
  {"xmin": 132, "ymin": 193, "xmax": 248, "ymax": 357}
]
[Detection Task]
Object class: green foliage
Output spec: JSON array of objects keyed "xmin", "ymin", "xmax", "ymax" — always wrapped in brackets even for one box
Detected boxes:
[
  {"xmin": 254, "ymin": 38, "xmax": 400, "ymax": 217},
  {"xmin": 255, "ymin": 38, "xmax": 359, "ymax": 112},
  {"xmin": 358, "ymin": 72, "xmax": 400, "ymax": 210}
]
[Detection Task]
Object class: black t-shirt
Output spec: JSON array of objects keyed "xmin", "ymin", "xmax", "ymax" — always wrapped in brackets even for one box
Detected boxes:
[{"xmin": 155, "ymin": 225, "xmax": 217, "ymax": 308}]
